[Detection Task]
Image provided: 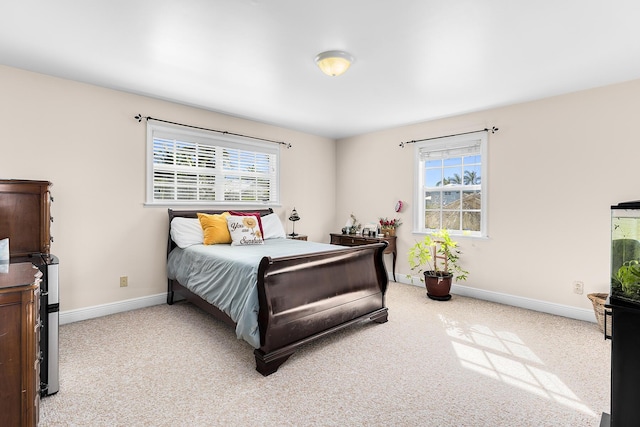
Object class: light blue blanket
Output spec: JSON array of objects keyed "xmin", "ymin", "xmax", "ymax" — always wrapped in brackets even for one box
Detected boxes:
[{"xmin": 167, "ymin": 239, "xmax": 341, "ymax": 348}]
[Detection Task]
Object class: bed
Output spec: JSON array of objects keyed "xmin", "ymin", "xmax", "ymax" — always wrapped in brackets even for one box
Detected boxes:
[{"xmin": 166, "ymin": 208, "xmax": 389, "ymax": 375}]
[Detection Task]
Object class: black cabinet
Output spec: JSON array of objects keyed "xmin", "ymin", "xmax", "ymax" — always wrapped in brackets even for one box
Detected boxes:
[
  {"xmin": 604, "ymin": 300, "xmax": 640, "ymax": 426},
  {"xmin": 605, "ymin": 202, "xmax": 640, "ymax": 425}
]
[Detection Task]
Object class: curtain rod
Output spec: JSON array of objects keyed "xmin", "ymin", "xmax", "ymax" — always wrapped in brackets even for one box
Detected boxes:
[
  {"xmin": 134, "ymin": 114, "xmax": 292, "ymax": 148},
  {"xmin": 398, "ymin": 126, "xmax": 498, "ymax": 148}
]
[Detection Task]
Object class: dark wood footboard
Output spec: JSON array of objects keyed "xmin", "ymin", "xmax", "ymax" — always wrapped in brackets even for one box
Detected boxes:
[
  {"xmin": 253, "ymin": 242, "xmax": 388, "ymax": 375},
  {"xmin": 166, "ymin": 209, "xmax": 389, "ymax": 375}
]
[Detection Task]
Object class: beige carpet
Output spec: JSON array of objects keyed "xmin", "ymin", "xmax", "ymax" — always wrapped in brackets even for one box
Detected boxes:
[{"xmin": 39, "ymin": 282, "xmax": 610, "ymax": 426}]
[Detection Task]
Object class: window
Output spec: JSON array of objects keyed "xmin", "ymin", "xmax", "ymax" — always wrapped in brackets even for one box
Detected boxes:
[
  {"xmin": 414, "ymin": 131, "xmax": 487, "ymax": 237},
  {"xmin": 146, "ymin": 122, "xmax": 279, "ymax": 206}
]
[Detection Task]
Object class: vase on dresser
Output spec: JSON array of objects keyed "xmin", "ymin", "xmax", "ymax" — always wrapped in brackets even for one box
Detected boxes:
[{"xmin": 383, "ymin": 228, "xmax": 396, "ymax": 237}]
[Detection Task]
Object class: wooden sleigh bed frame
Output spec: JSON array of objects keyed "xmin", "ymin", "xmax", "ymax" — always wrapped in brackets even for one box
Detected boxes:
[{"xmin": 166, "ymin": 208, "xmax": 389, "ymax": 376}]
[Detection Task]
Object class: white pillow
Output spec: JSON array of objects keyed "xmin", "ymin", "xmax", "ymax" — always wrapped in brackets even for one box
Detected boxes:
[
  {"xmin": 227, "ymin": 215, "xmax": 264, "ymax": 246},
  {"xmin": 261, "ymin": 213, "xmax": 286, "ymax": 239},
  {"xmin": 170, "ymin": 217, "xmax": 204, "ymax": 248}
]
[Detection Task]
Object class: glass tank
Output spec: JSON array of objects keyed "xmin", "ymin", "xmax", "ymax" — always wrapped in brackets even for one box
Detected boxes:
[{"xmin": 611, "ymin": 201, "xmax": 640, "ymax": 306}]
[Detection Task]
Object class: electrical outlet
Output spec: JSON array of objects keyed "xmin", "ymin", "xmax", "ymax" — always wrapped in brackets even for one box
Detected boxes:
[
  {"xmin": 573, "ymin": 280, "xmax": 584, "ymax": 295},
  {"xmin": 120, "ymin": 276, "xmax": 128, "ymax": 287}
]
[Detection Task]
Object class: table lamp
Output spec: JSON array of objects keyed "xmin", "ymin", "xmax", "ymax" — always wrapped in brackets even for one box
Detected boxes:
[{"xmin": 288, "ymin": 207, "xmax": 300, "ymax": 237}]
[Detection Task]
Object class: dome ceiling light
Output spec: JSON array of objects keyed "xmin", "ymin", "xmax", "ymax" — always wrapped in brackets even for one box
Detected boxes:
[{"xmin": 315, "ymin": 50, "xmax": 355, "ymax": 77}]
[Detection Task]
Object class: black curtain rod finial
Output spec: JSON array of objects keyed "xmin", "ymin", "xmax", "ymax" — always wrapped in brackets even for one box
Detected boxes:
[{"xmin": 482, "ymin": 126, "xmax": 499, "ymax": 134}]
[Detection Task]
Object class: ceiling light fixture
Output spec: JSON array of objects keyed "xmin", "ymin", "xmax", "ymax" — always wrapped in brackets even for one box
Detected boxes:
[{"xmin": 315, "ymin": 50, "xmax": 354, "ymax": 77}]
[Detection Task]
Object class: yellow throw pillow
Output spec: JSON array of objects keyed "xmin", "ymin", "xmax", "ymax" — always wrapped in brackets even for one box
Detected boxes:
[{"xmin": 197, "ymin": 212, "xmax": 231, "ymax": 244}]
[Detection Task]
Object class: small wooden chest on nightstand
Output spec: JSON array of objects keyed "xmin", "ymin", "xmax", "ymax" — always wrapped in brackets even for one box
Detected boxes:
[{"xmin": 287, "ymin": 234, "xmax": 308, "ymax": 241}]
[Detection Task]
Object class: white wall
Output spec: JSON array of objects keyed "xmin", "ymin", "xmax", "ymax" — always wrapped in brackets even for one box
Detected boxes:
[
  {"xmin": 0, "ymin": 65, "xmax": 336, "ymax": 312},
  {"xmin": 336, "ymin": 78, "xmax": 640, "ymax": 311},
  {"xmin": 3, "ymin": 63, "xmax": 640, "ymax": 316}
]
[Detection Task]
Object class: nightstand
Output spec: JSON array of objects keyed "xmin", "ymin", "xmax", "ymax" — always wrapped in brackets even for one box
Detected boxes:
[
  {"xmin": 288, "ymin": 234, "xmax": 307, "ymax": 241},
  {"xmin": 330, "ymin": 233, "xmax": 397, "ymax": 281}
]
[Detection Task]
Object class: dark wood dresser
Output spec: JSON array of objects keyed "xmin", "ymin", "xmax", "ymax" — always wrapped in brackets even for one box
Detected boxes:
[
  {"xmin": 330, "ymin": 233, "xmax": 397, "ymax": 281},
  {"xmin": 0, "ymin": 179, "xmax": 59, "ymax": 398},
  {"xmin": 0, "ymin": 262, "xmax": 42, "ymax": 427}
]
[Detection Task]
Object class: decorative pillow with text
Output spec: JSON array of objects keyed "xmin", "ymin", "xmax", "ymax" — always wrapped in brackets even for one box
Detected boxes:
[
  {"xmin": 227, "ymin": 215, "xmax": 264, "ymax": 246},
  {"xmin": 228, "ymin": 211, "xmax": 265, "ymax": 237}
]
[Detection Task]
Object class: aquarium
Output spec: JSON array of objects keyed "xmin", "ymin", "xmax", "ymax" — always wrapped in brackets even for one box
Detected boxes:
[{"xmin": 611, "ymin": 201, "xmax": 640, "ymax": 306}]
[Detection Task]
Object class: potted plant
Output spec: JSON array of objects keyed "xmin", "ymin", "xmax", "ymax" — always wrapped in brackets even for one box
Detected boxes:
[
  {"xmin": 347, "ymin": 213, "xmax": 362, "ymax": 235},
  {"xmin": 407, "ymin": 229, "xmax": 468, "ymax": 301}
]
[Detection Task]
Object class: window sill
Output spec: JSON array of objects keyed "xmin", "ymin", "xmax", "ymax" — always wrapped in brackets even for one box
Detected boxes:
[
  {"xmin": 411, "ymin": 230, "xmax": 489, "ymax": 240},
  {"xmin": 144, "ymin": 201, "xmax": 281, "ymax": 209}
]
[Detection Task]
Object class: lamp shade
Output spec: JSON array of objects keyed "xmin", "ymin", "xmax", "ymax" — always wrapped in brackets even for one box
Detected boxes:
[
  {"xmin": 315, "ymin": 50, "xmax": 354, "ymax": 77},
  {"xmin": 289, "ymin": 208, "xmax": 300, "ymax": 222}
]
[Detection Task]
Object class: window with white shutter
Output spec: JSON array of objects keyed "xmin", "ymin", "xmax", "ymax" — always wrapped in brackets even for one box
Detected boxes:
[{"xmin": 146, "ymin": 122, "xmax": 279, "ymax": 206}]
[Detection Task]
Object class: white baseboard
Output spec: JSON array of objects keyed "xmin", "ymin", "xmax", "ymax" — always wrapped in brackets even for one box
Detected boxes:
[
  {"xmin": 61, "ymin": 277, "xmax": 597, "ymax": 326},
  {"xmin": 397, "ymin": 274, "xmax": 596, "ymax": 323},
  {"xmin": 59, "ymin": 293, "xmax": 166, "ymax": 325}
]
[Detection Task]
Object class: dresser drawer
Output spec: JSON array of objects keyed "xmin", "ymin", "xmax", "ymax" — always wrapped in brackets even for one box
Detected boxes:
[{"xmin": 332, "ymin": 235, "xmax": 368, "ymax": 246}]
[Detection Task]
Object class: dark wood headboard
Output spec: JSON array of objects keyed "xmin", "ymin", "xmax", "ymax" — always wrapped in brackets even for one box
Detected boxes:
[{"xmin": 166, "ymin": 208, "xmax": 274, "ymax": 255}]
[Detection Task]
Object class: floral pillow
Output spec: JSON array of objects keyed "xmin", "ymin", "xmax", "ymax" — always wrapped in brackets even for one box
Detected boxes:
[
  {"xmin": 227, "ymin": 215, "xmax": 264, "ymax": 246},
  {"xmin": 228, "ymin": 211, "xmax": 264, "ymax": 236}
]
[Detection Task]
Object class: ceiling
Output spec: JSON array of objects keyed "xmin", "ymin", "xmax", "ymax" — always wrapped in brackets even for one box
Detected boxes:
[{"xmin": 2, "ymin": 1, "xmax": 640, "ymax": 139}]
